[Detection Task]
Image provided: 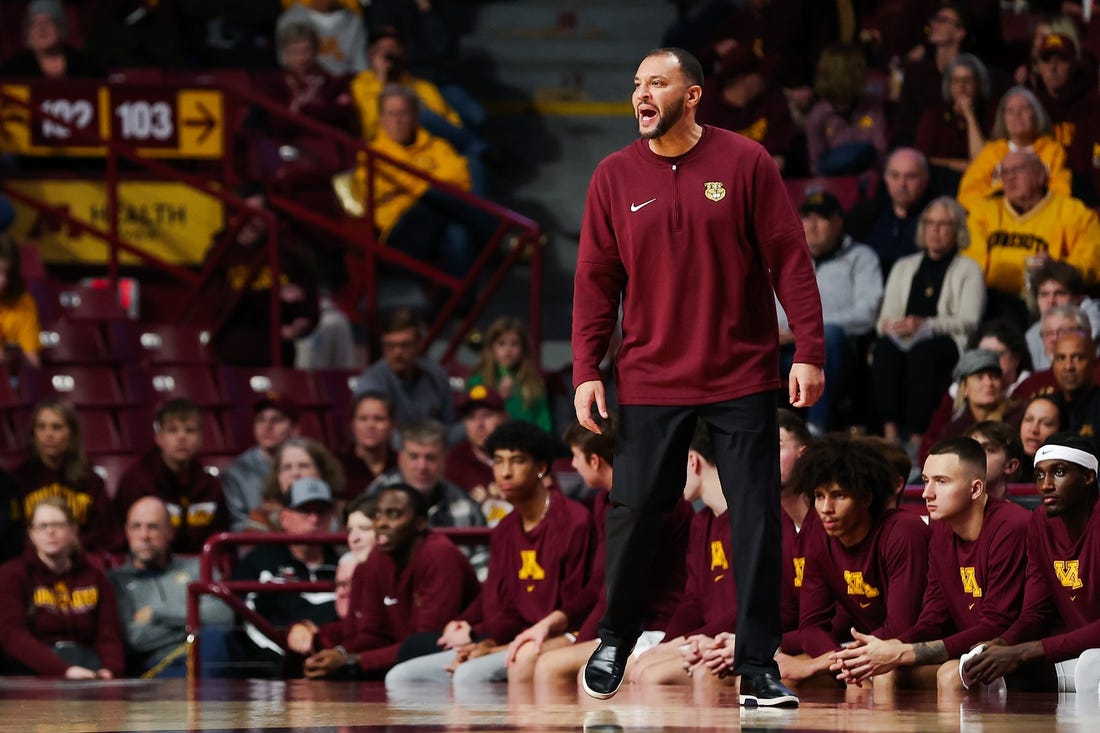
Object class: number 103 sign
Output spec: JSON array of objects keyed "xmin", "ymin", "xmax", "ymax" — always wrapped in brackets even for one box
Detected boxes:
[{"xmin": 0, "ymin": 81, "xmax": 224, "ymax": 159}]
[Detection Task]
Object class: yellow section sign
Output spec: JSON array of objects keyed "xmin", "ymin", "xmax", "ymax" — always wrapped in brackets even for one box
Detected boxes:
[
  {"xmin": 0, "ymin": 83, "xmax": 224, "ymax": 158},
  {"xmin": 6, "ymin": 179, "xmax": 225, "ymax": 265}
]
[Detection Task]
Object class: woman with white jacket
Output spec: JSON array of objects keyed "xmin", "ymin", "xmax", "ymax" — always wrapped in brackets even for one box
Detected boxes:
[{"xmin": 872, "ymin": 196, "xmax": 986, "ymax": 451}]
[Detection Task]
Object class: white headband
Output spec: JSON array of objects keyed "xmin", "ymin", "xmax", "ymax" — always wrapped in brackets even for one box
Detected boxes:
[{"xmin": 1034, "ymin": 444, "xmax": 1099, "ymax": 473}]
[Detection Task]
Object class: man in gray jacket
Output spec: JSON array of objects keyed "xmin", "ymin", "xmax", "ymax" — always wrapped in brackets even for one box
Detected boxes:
[
  {"xmin": 221, "ymin": 393, "xmax": 299, "ymax": 531},
  {"xmin": 110, "ymin": 497, "xmax": 235, "ymax": 677}
]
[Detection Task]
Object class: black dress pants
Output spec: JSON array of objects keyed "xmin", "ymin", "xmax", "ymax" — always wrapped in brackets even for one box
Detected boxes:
[{"xmin": 598, "ymin": 391, "xmax": 782, "ymax": 677}]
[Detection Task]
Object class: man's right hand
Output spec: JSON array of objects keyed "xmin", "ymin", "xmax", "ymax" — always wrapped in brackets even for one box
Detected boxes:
[
  {"xmin": 574, "ymin": 380, "xmax": 608, "ymax": 433},
  {"xmin": 438, "ymin": 620, "xmax": 472, "ymax": 649}
]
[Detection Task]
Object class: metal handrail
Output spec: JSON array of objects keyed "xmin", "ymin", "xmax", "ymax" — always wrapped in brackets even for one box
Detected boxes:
[{"xmin": 0, "ymin": 73, "xmax": 545, "ymax": 367}]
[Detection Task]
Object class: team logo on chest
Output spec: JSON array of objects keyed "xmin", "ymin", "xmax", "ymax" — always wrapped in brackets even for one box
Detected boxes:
[{"xmin": 704, "ymin": 181, "xmax": 726, "ymax": 202}]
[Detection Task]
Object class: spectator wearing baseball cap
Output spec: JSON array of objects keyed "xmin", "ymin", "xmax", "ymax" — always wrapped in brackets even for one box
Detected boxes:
[
  {"xmin": 446, "ymin": 385, "xmax": 508, "ymax": 505},
  {"xmin": 232, "ymin": 476, "xmax": 341, "ymax": 675},
  {"xmin": 778, "ymin": 191, "xmax": 882, "ymax": 435},
  {"xmin": 222, "ymin": 392, "xmax": 301, "ymax": 532},
  {"xmin": 1029, "ymin": 31, "xmax": 1100, "ymax": 206},
  {"xmin": 919, "ymin": 348, "xmax": 1025, "ymax": 462}
]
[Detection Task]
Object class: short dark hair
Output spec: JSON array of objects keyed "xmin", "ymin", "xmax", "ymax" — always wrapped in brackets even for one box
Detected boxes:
[
  {"xmin": 969, "ymin": 319, "xmax": 1034, "ymax": 374},
  {"xmin": 965, "ymin": 419, "xmax": 1025, "ymax": 468},
  {"xmin": 789, "ymin": 436, "xmax": 896, "ymax": 519},
  {"xmin": 484, "ymin": 420, "xmax": 559, "ymax": 466},
  {"xmin": 374, "ymin": 482, "xmax": 430, "ymax": 519},
  {"xmin": 381, "ymin": 306, "xmax": 425, "ymax": 336},
  {"xmin": 350, "ymin": 390, "xmax": 393, "ymax": 420},
  {"xmin": 689, "ymin": 419, "xmax": 716, "ymax": 465},
  {"xmin": 1040, "ymin": 432, "xmax": 1099, "ymax": 461},
  {"xmin": 855, "ymin": 435, "xmax": 911, "ymax": 487},
  {"xmin": 562, "ymin": 414, "xmax": 617, "ymax": 465},
  {"xmin": 344, "ymin": 492, "xmax": 377, "ymax": 523},
  {"xmin": 646, "ymin": 47, "xmax": 704, "ymax": 87},
  {"xmin": 929, "ymin": 436, "xmax": 987, "ymax": 480},
  {"xmin": 778, "ymin": 409, "xmax": 813, "ymax": 447},
  {"xmin": 155, "ymin": 397, "xmax": 201, "ymax": 430},
  {"xmin": 1030, "ymin": 259, "xmax": 1085, "ymax": 298}
]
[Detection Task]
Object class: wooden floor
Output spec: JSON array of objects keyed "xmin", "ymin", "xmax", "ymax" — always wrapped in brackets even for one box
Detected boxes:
[{"xmin": 0, "ymin": 678, "xmax": 1097, "ymax": 732}]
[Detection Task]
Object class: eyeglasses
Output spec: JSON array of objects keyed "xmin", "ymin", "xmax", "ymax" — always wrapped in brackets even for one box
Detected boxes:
[
  {"xmin": 998, "ymin": 163, "xmax": 1040, "ymax": 178},
  {"xmin": 931, "ymin": 12, "xmax": 961, "ymax": 27},
  {"xmin": 30, "ymin": 521, "xmax": 70, "ymax": 532},
  {"xmin": 920, "ymin": 218, "xmax": 955, "ymax": 229},
  {"xmin": 1041, "ymin": 327, "xmax": 1084, "ymax": 339},
  {"xmin": 382, "ymin": 338, "xmax": 418, "ymax": 351}
]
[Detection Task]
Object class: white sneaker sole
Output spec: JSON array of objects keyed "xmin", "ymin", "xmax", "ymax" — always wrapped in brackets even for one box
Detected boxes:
[
  {"xmin": 582, "ymin": 675, "xmax": 621, "ymax": 700},
  {"xmin": 739, "ymin": 693, "xmax": 800, "ymax": 707}
]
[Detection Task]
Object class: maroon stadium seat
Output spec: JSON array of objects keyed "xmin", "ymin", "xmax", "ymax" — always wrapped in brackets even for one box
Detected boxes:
[
  {"xmin": 37, "ymin": 319, "xmax": 113, "ymax": 365},
  {"xmin": 27, "ymin": 366, "xmax": 129, "ymax": 408}
]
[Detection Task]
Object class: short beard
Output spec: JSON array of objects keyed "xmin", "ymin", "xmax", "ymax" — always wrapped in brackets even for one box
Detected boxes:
[{"xmin": 639, "ymin": 96, "xmax": 685, "ymax": 140}]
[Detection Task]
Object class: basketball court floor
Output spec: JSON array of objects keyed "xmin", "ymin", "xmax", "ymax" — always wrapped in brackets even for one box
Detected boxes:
[{"xmin": 1, "ymin": 677, "xmax": 1097, "ymax": 732}]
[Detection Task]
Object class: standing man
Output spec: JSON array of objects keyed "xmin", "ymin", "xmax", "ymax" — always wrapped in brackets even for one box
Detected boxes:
[{"xmin": 572, "ymin": 46, "xmax": 824, "ymax": 707}]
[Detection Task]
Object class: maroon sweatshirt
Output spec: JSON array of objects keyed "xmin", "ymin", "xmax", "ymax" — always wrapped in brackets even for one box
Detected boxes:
[
  {"xmin": 572, "ymin": 125, "xmax": 824, "ymax": 405},
  {"xmin": 316, "ymin": 532, "xmax": 479, "ymax": 674},
  {"xmin": 460, "ymin": 490, "xmax": 595, "ymax": 643},
  {"xmin": 0, "ymin": 547, "xmax": 125, "ymax": 676},
  {"xmin": 799, "ymin": 508, "xmax": 931, "ymax": 658},
  {"xmin": 337, "ymin": 447, "xmax": 397, "ymax": 502},
  {"xmin": 444, "ymin": 440, "xmax": 495, "ymax": 496},
  {"xmin": 663, "ymin": 508, "xmax": 738, "ymax": 640},
  {"xmin": 10, "ymin": 459, "xmax": 124, "ymax": 553},
  {"xmin": 1001, "ymin": 499, "xmax": 1100, "ymax": 661},
  {"xmin": 898, "ymin": 498, "xmax": 1030, "ymax": 658},
  {"xmin": 576, "ymin": 492, "xmax": 692, "ymax": 642},
  {"xmin": 780, "ymin": 506, "xmax": 819, "ymax": 653},
  {"xmin": 114, "ymin": 449, "xmax": 228, "ymax": 554}
]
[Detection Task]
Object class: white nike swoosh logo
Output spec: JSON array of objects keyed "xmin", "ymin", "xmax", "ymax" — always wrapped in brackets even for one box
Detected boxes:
[
  {"xmin": 383, "ymin": 596, "xmax": 399, "ymax": 606},
  {"xmin": 630, "ymin": 198, "xmax": 656, "ymax": 212}
]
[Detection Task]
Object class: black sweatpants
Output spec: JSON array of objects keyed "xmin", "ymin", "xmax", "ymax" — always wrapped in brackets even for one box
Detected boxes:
[{"xmin": 598, "ymin": 391, "xmax": 782, "ymax": 677}]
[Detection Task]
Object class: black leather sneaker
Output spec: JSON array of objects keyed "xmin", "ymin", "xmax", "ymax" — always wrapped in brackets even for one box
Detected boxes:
[
  {"xmin": 739, "ymin": 672, "xmax": 800, "ymax": 707},
  {"xmin": 581, "ymin": 641, "xmax": 633, "ymax": 699}
]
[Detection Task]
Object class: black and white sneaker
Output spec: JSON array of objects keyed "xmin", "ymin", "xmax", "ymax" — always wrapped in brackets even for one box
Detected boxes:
[{"xmin": 739, "ymin": 672, "xmax": 800, "ymax": 708}]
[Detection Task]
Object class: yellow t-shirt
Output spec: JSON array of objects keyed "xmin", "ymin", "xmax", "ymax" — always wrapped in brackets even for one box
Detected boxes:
[
  {"xmin": 0, "ymin": 292, "xmax": 41, "ymax": 356},
  {"xmin": 965, "ymin": 192, "xmax": 1100, "ymax": 295}
]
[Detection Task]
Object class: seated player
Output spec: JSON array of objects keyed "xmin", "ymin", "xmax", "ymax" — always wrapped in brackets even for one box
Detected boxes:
[
  {"xmin": 963, "ymin": 433, "xmax": 1100, "ymax": 693},
  {"xmin": 776, "ymin": 437, "xmax": 931, "ymax": 686},
  {"xmin": 286, "ymin": 484, "xmax": 480, "ymax": 679},
  {"xmin": 964, "ymin": 420, "xmax": 1025, "ymax": 501},
  {"xmin": 624, "ymin": 420, "xmax": 736, "ymax": 692},
  {"xmin": 698, "ymin": 410, "xmax": 817, "ymax": 677},
  {"xmin": 510, "ymin": 416, "xmax": 690, "ymax": 689},
  {"xmin": 383, "ymin": 422, "xmax": 596, "ymax": 686},
  {"xmin": 114, "ymin": 398, "xmax": 228, "ymax": 554},
  {"xmin": 828, "ymin": 437, "xmax": 1030, "ymax": 693}
]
